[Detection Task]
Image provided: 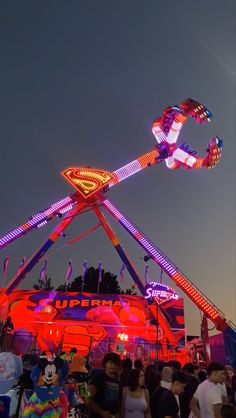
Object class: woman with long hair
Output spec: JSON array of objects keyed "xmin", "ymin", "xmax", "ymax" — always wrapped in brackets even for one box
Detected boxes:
[{"xmin": 122, "ymin": 369, "xmax": 151, "ymax": 418}]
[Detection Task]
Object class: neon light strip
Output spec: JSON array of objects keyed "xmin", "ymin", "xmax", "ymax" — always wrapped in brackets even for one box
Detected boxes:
[
  {"xmin": 113, "ymin": 160, "xmax": 141, "ymax": 182},
  {"xmin": 0, "ymin": 195, "xmax": 75, "ymax": 249},
  {"xmin": 166, "ymin": 113, "xmax": 188, "ymax": 145},
  {"xmin": 152, "ymin": 111, "xmax": 186, "ymax": 145},
  {"xmin": 59, "ymin": 203, "xmax": 74, "ymax": 214},
  {"xmin": 110, "ymin": 149, "xmax": 159, "ymax": 186},
  {"xmin": 166, "ymin": 120, "xmax": 184, "ymax": 144},
  {"xmin": 102, "ymin": 198, "xmax": 226, "ymax": 324},
  {"xmin": 172, "ymin": 148, "xmax": 196, "ymax": 167},
  {"xmin": 152, "ymin": 125, "xmax": 167, "ymax": 143}
]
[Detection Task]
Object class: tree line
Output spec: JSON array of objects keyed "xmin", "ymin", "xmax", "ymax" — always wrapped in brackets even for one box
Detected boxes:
[{"xmin": 33, "ymin": 266, "xmax": 137, "ymax": 295}]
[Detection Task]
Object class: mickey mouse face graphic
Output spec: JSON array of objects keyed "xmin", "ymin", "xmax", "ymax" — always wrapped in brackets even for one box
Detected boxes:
[
  {"xmin": 42, "ymin": 363, "xmax": 57, "ymax": 386},
  {"xmin": 37, "ymin": 357, "xmax": 63, "ymax": 387}
]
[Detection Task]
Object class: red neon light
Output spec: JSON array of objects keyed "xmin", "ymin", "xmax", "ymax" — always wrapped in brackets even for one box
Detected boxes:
[{"xmin": 172, "ymin": 272, "xmax": 219, "ymax": 320}]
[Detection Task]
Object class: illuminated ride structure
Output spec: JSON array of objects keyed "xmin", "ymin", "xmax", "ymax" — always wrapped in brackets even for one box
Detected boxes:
[{"xmin": 0, "ymin": 98, "xmax": 235, "ymax": 368}]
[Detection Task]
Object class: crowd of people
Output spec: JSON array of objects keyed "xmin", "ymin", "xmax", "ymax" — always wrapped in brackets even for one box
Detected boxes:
[
  {"xmin": 87, "ymin": 354, "xmax": 236, "ymax": 418},
  {"xmin": 0, "ymin": 348, "xmax": 236, "ymax": 418}
]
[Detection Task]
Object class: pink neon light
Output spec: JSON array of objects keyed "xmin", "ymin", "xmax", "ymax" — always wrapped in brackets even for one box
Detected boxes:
[
  {"xmin": 111, "ymin": 160, "xmax": 141, "ymax": 184},
  {"xmin": 152, "ymin": 126, "xmax": 167, "ymax": 143},
  {"xmin": 59, "ymin": 204, "xmax": 73, "ymax": 214}
]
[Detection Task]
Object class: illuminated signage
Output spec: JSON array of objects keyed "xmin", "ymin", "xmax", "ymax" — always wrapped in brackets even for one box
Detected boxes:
[
  {"xmin": 54, "ymin": 298, "xmax": 126, "ymax": 309},
  {"xmin": 145, "ymin": 282, "xmax": 179, "ymax": 305},
  {"xmin": 61, "ymin": 167, "xmax": 117, "ymax": 199}
]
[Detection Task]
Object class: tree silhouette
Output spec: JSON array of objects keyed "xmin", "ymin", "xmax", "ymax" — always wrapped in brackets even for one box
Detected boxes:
[
  {"xmin": 122, "ymin": 287, "xmax": 137, "ymax": 295},
  {"xmin": 33, "ymin": 276, "xmax": 54, "ymax": 291},
  {"xmin": 56, "ymin": 266, "xmax": 136, "ymax": 295}
]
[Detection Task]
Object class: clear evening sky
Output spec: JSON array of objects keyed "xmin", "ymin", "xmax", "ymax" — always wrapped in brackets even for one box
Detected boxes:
[{"xmin": 0, "ymin": 1, "xmax": 235, "ymax": 335}]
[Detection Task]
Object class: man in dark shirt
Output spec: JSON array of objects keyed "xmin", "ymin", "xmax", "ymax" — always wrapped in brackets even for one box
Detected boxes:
[
  {"xmin": 87, "ymin": 352, "xmax": 121, "ymax": 418},
  {"xmin": 159, "ymin": 370, "xmax": 188, "ymax": 418},
  {"xmin": 145, "ymin": 369, "xmax": 167, "ymax": 418},
  {"xmin": 180, "ymin": 363, "xmax": 199, "ymax": 418}
]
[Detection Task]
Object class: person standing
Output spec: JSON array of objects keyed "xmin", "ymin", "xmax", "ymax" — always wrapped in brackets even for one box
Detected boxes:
[
  {"xmin": 120, "ymin": 358, "xmax": 133, "ymax": 388},
  {"xmin": 190, "ymin": 362, "xmax": 226, "ymax": 418},
  {"xmin": 87, "ymin": 352, "xmax": 121, "ymax": 418},
  {"xmin": 0, "ymin": 316, "xmax": 14, "ymax": 351},
  {"xmin": 145, "ymin": 368, "xmax": 166, "ymax": 418},
  {"xmin": 158, "ymin": 370, "xmax": 188, "ymax": 418},
  {"xmin": 122, "ymin": 368, "xmax": 151, "ymax": 418},
  {"xmin": 180, "ymin": 363, "xmax": 199, "ymax": 418}
]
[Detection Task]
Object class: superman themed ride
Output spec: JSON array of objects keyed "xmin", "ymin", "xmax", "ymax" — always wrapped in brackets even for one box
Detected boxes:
[{"xmin": 0, "ymin": 98, "xmax": 235, "ymax": 368}]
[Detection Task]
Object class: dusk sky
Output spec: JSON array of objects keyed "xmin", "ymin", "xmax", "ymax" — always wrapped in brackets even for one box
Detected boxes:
[{"xmin": 0, "ymin": 1, "xmax": 235, "ymax": 336}]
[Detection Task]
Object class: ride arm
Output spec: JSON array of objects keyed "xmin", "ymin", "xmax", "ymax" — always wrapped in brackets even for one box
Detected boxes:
[{"xmin": 0, "ymin": 194, "xmax": 77, "ymax": 250}]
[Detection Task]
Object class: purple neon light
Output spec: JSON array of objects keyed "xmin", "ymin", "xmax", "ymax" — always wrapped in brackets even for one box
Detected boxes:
[
  {"xmin": 103, "ymin": 199, "xmax": 177, "ymax": 275},
  {"xmin": 152, "ymin": 127, "xmax": 166, "ymax": 143},
  {"xmin": 145, "ymin": 282, "xmax": 179, "ymax": 301},
  {"xmin": 37, "ymin": 220, "xmax": 48, "ymax": 228},
  {"xmin": 0, "ymin": 195, "xmax": 75, "ymax": 249},
  {"xmin": 59, "ymin": 203, "xmax": 74, "ymax": 214},
  {"xmin": 111, "ymin": 160, "xmax": 142, "ymax": 184}
]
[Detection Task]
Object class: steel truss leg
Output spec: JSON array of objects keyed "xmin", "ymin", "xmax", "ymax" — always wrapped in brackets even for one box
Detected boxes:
[
  {"xmin": 93, "ymin": 204, "xmax": 175, "ymax": 345},
  {"xmin": 93, "ymin": 205, "xmax": 145, "ymax": 294}
]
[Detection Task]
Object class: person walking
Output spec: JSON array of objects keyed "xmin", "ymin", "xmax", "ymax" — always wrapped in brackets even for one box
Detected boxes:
[
  {"xmin": 190, "ymin": 362, "xmax": 226, "ymax": 418},
  {"xmin": 87, "ymin": 352, "xmax": 121, "ymax": 418}
]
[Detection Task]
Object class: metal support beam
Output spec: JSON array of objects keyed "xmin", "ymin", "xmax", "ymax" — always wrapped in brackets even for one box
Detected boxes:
[{"xmin": 3, "ymin": 202, "xmax": 86, "ymax": 296}]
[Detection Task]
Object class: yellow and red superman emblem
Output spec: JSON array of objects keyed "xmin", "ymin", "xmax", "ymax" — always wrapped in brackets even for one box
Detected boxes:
[{"xmin": 61, "ymin": 167, "xmax": 117, "ymax": 199}]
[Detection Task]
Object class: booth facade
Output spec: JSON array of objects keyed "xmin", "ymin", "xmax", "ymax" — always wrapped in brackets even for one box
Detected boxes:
[{"xmin": 7, "ymin": 285, "xmax": 186, "ymax": 363}]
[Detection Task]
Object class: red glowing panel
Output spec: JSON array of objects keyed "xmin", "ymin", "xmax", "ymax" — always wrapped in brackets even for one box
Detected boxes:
[{"xmin": 61, "ymin": 167, "xmax": 117, "ymax": 199}]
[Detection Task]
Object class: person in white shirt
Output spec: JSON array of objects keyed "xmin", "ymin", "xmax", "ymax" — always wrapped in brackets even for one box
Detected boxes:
[{"xmin": 190, "ymin": 362, "xmax": 226, "ymax": 418}]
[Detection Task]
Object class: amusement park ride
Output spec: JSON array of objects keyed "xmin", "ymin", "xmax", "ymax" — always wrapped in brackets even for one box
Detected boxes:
[{"xmin": 0, "ymin": 98, "xmax": 235, "ymax": 368}]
